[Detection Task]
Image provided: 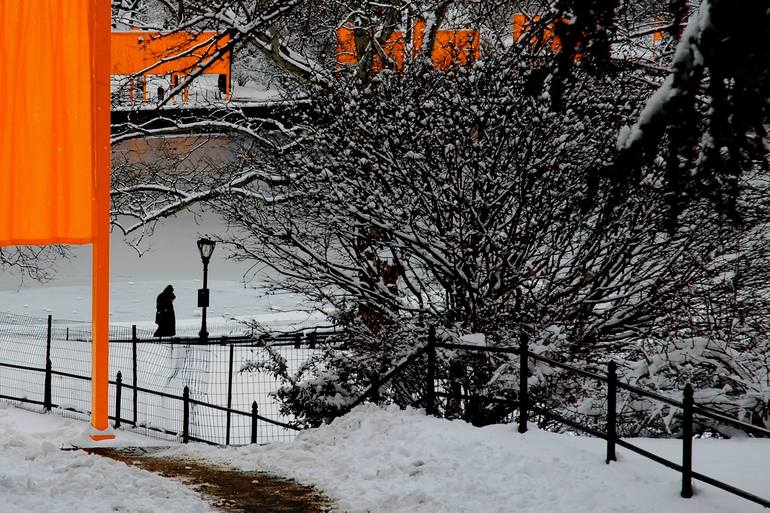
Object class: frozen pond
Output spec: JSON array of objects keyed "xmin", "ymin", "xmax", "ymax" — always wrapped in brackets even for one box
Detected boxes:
[{"xmin": 0, "ymin": 136, "xmax": 322, "ymax": 330}]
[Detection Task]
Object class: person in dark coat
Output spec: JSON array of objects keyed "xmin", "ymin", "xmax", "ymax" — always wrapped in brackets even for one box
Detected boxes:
[{"xmin": 154, "ymin": 285, "xmax": 176, "ymax": 337}]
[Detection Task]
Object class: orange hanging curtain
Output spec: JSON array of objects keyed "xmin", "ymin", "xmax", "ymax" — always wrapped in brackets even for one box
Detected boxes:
[
  {"xmin": 0, "ymin": 0, "xmax": 97, "ymax": 244},
  {"xmin": 0, "ymin": 0, "xmax": 113, "ymax": 440},
  {"xmin": 337, "ymin": 23, "xmax": 480, "ymax": 73}
]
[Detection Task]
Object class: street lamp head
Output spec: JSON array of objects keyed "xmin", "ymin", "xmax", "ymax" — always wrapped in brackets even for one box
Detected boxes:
[{"xmin": 197, "ymin": 238, "xmax": 216, "ymax": 263}]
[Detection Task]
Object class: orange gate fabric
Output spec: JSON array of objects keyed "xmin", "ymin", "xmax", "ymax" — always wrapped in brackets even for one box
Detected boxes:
[
  {"xmin": 336, "ymin": 23, "xmax": 480, "ymax": 73},
  {"xmin": 0, "ymin": 0, "xmax": 98, "ymax": 245},
  {"xmin": 111, "ymin": 31, "xmax": 232, "ymax": 76}
]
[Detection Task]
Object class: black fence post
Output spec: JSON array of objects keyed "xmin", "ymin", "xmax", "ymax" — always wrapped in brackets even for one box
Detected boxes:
[
  {"xmin": 251, "ymin": 401, "xmax": 259, "ymax": 444},
  {"xmin": 114, "ymin": 371, "xmax": 122, "ymax": 429},
  {"xmin": 293, "ymin": 333, "xmax": 301, "ymax": 349},
  {"xmin": 44, "ymin": 314, "xmax": 52, "ymax": 412},
  {"xmin": 308, "ymin": 331, "xmax": 317, "ymax": 350},
  {"xmin": 425, "ymin": 326, "xmax": 436, "ymax": 416},
  {"xmin": 606, "ymin": 361, "xmax": 617, "ymax": 464},
  {"xmin": 182, "ymin": 385, "xmax": 190, "ymax": 444},
  {"xmin": 370, "ymin": 372, "xmax": 382, "ymax": 403},
  {"xmin": 681, "ymin": 383, "xmax": 694, "ymax": 498},
  {"xmin": 225, "ymin": 343, "xmax": 234, "ymax": 446},
  {"xmin": 66, "ymin": 327, "xmax": 69, "ymax": 341},
  {"xmin": 132, "ymin": 325, "xmax": 138, "ymax": 426},
  {"xmin": 518, "ymin": 333, "xmax": 529, "ymax": 434}
]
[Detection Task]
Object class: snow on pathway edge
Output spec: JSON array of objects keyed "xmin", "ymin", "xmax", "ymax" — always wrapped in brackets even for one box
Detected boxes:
[
  {"xmin": 170, "ymin": 404, "xmax": 770, "ymax": 513},
  {"xmin": 0, "ymin": 404, "xmax": 216, "ymax": 513}
]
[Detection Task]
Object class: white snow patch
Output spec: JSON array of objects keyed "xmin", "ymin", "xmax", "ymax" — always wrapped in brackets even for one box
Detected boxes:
[
  {"xmin": 166, "ymin": 405, "xmax": 770, "ymax": 513},
  {"xmin": 459, "ymin": 333, "xmax": 486, "ymax": 346},
  {"xmin": 0, "ymin": 404, "xmax": 216, "ymax": 513}
]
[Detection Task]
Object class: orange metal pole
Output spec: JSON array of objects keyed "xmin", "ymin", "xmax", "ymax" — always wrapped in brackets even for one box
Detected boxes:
[{"xmin": 90, "ymin": 0, "xmax": 114, "ymax": 442}]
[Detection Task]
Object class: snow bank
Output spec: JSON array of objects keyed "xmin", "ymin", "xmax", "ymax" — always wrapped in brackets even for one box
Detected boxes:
[
  {"xmin": 0, "ymin": 404, "xmax": 215, "ymax": 513},
  {"xmin": 172, "ymin": 405, "xmax": 769, "ymax": 513}
]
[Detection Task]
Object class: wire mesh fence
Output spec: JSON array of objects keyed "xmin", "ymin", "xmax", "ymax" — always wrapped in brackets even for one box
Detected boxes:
[{"xmin": 0, "ymin": 310, "xmax": 339, "ymax": 445}]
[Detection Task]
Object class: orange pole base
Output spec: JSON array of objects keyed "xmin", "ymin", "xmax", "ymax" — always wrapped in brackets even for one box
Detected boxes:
[{"xmin": 89, "ymin": 433, "xmax": 116, "ymax": 442}]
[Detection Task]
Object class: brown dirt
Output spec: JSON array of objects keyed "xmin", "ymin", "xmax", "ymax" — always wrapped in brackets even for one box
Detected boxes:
[{"xmin": 84, "ymin": 447, "xmax": 334, "ymax": 513}]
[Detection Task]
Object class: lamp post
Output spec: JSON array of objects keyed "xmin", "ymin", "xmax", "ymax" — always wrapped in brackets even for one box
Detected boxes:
[{"xmin": 197, "ymin": 238, "xmax": 216, "ymax": 343}]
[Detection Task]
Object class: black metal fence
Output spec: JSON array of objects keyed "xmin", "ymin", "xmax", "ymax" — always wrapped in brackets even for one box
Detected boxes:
[
  {"xmin": 0, "ymin": 311, "xmax": 338, "ymax": 445},
  {"xmin": 340, "ymin": 327, "xmax": 770, "ymax": 510},
  {"xmin": 4, "ymin": 311, "xmax": 769, "ymax": 509}
]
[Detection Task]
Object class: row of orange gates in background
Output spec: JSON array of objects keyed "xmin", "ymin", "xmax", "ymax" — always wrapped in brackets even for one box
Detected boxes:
[
  {"xmin": 337, "ymin": 19, "xmax": 480, "ymax": 73},
  {"xmin": 337, "ymin": 14, "xmax": 670, "ymax": 72},
  {"xmin": 110, "ymin": 23, "xmax": 476, "ymax": 104},
  {"xmin": 111, "ymin": 14, "xmax": 670, "ymax": 104},
  {"xmin": 335, "ymin": 16, "xmax": 561, "ymax": 73},
  {"xmin": 111, "ymin": 30, "xmax": 232, "ymax": 103},
  {"xmin": 108, "ymin": 17, "xmax": 537, "ymax": 104}
]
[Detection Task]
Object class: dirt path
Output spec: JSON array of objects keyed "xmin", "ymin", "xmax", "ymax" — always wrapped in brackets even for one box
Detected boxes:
[{"xmin": 84, "ymin": 448, "xmax": 334, "ymax": 513}]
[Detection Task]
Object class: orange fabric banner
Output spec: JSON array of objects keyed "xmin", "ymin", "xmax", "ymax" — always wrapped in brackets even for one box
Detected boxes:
[
  {"xmin": 0, "ymin": 0, "xmax": 98, "ymax": 246},
  {"xmin": 336, "ymin": 24, "xmax": 480, "ymax": 73}
]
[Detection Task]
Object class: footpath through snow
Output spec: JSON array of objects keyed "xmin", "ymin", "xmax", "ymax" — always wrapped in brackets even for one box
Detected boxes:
[{"xmin": 169, "ymin": 405, "xmax": 770, "ymax": 513}]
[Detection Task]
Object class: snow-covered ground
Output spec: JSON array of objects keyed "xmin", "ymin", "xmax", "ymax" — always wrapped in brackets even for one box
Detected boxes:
[
  {"xmin": 112, "ymin": 75, "xmax": 287, "ymax": 110},
  {"xmin": 5, "ymin": 215, "xmax": 761, "ymax": 509},
  {"xmin": 6, "ymin": 177, "xmax": 766, "ymax": 513},
  {"xmin": 0, "ymin": 404, "xmax": 216, "ymax": 513},
  {"xmin": 4, "ymin": 403, "xmax": 768, "ymax": 513},
  {"xmin": 169, "ymin": 405, "xmax": 769, "ymax": 513},
  {"xmin": 0, "ymin": 278, "xmax": 325, "ymax": 334}
]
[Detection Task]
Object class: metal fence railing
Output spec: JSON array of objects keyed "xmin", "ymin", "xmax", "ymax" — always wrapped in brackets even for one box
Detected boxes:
[
  {"xmin": 7, "ymin": 310, "xmax": 767, "ymax": 510},
  {"xmin": 0, "ymin": 311, "xmax": 339, "ymax": 445},
  {"xmin": 334, "ymin": 327, "xmax": 770, "ymax": 511}
]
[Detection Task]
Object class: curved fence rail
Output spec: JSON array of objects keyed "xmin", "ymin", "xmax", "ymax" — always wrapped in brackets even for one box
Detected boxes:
[
  {"xmin": 335, "ymin": 328, "xmax": 770, "ymax": 510},
  {"xmin": 440, "ymin": 336, "xmax": 770, "ymax": 508}
]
